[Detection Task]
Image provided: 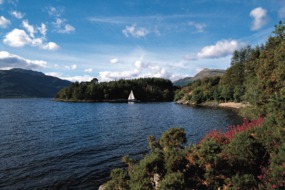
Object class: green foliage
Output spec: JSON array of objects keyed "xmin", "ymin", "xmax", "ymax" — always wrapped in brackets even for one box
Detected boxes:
[
  {"xmin": 228, "ymin": 174, "xmax": 257, "ymax": 190},
  {"xmin": 159, "ymin": 172, "xmax": 185, "ymax": 190},
  {"xmin": 176, "ymin": 76, "xmax": 221, "ymax": 104},
  {"xmin": 190, "ymin": 89, "xmax": 204, "ymax": 104},
  {"xmin": 173, "ymin": 89, "xmax": 185, "ymax": 101},
  {"xmin": 159, "ymin": 128, "xmax": 186, "ymax": 149},
  {"xmin": 164, "ymin": 149, "xmax": 187, "ymax": 173},
  {"xmin": 105, "ymin": 168, "xmax": 130, "ymax": 190},
  {"xmin": 56, "ymin": 77, "xmax": 174, "ymax": 102}
]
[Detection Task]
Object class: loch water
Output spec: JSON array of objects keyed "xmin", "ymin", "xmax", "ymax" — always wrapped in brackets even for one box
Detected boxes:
[{"xmin": 0, "ymin": 99, "xmax": 242, "ymax": 189}]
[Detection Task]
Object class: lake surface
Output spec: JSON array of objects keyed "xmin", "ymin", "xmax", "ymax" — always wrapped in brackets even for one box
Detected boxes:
[{"xmin": 0, "ymin": 99, "xmax": 242, "ymax": 189}]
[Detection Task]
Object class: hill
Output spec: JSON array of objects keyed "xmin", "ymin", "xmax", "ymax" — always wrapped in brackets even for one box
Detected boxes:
[
  {"xmin": 173, "ymin": 68, "xmax": 225, "ymax": 86},
  {"xmin": 0, "ymin": 68, "xmax": 71, "ymax": 98}
]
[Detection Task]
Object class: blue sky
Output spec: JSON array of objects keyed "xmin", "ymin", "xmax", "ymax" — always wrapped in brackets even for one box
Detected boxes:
[{"xmin": 0, "ymin": 0, "xmax": 284, "ymax": 82}]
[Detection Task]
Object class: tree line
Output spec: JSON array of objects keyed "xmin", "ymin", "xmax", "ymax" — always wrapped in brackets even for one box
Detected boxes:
[{"xmin": 55, "ymin": 77, "xmax": 175, "ymax": 102}]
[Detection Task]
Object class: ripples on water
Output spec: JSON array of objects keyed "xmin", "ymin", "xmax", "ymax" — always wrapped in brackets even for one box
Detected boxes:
[{"xmin": 0, "ymin": 99, "xmax": 242, "ymax": 189}]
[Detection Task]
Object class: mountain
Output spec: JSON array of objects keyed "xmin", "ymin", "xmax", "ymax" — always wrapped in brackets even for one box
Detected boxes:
[
  {"xmin": 173, "ymin": 77, "xmax": 193, "ymax": 87},
  {"xmin": 173, "ymin": 68, "xmax": 226, "ymax": 87},
  {"xmin": 0, "ymin": 68, "xmax": 72, "ymax": 98}
]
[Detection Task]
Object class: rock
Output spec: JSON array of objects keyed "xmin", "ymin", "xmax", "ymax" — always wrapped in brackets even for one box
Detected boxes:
[
  {"xmin": 154, "ymin": 173, "xmax": 161, "ymax": 190},
  {"xmin": 98, "ymin": 184, "xmax": 107, "ymax": 190}
]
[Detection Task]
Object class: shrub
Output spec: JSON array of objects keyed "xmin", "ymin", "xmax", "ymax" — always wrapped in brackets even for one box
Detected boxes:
[
  {"xmin": 105, "ymin": 168, "xmax": 130, "ymax": 190},
  {"xmin": 159, "ymin": 172, "xmax": 185, "ymax": 190}
]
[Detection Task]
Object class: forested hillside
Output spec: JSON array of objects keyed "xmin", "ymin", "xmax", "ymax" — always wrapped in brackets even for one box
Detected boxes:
[
  {"xmin": 175, "ymin": 21, "xmax": 285, "ymax": 119},
  {"xmin": 173, "ymin": 68, "xmax": 225, "ymax": 87},
  {"xmin": 102, "ymin": 22, "xmax": 285, "ymax": 189},
  {"xmin": 56, "ymin": 78, "xmax": 175, "ymax": 102},
  {"xmin": 0, "ymin": 68, "xmax": 71, "ymax": 98}
]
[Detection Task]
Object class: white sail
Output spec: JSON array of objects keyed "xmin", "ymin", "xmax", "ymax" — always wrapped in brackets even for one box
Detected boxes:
[{"xmin": 128, "ymin": 90, "xmax": 136, "ymax": 100}]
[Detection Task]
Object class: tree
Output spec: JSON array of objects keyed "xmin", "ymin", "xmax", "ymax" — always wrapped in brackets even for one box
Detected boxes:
[
  {"xmin": 91, "ymin": 78, "xmax": 99, "ymax": 84},
  {"xmin": 273, "ymin": 20, "xmax": 285, "ymax": 40}
]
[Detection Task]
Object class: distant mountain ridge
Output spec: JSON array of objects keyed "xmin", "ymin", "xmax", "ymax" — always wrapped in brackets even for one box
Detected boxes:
[
  {"xmin": 0, "ymin": 68, "xmax": 71, "ymax": 98},
  {"xmin": 173, "ymin": 68, "xmax": 226, "ymax": 87}
]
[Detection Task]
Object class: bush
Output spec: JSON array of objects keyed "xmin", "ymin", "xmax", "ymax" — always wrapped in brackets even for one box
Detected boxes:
[{"xmin": 159, "ymin": 172, "xmax": 185, "ymax": 190}]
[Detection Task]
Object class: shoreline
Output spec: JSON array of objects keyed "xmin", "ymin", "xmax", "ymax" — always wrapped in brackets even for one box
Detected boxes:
[
  {"xmin": 218, "ymin": 102, "xmax": 249, "ymax": 109},
  {"xmin": 176, "ymin": 100, "xmax": 249, "ymax": 110}
]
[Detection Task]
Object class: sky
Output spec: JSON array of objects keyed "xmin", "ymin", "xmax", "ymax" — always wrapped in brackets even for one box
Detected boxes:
[{"xmin": 0, "ymin": 0, "xmax": 284, "ymax": 82}]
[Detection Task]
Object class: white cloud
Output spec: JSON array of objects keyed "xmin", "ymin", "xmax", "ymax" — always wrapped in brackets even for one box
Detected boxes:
[
  {"xmin": 41, "ymin": 42, "xmax": 59, "ymax": 51},
  {"xmin": 197, "ymin": 40, "xmax": 239, "ymax": 59},
  {"xmin": 47, "ymin": 6, "xmax": 75, "ymax": 34},
  {"xmin": 99, "ymin": 70, "xmax": 139, "ymax": 81},
  {"xmin": 63, "ymin": 75, "xmax": 93, "ymax": 82},
  {"xmin": 0, "ymin": 16, "xmax": 11, "ymax": 28},
  {"xmin": 53, "ymin": 18, "xmax": 75, "ymax": 33},
  {"xmin": 64, "ymin": 64, "xmax": 77, "ymax": 70},
  {"xmin": 0, "ymin": 0, "xmax": 3, "ymax": 4},
  {"xmin": 45, "ymin": 72, "xmax": 61, "ymax": 77},
  {"xmin": 84, "ymin": 68, "xmax": 93, "ymax": 73},
  {"xmin": 188, "ymin": 22, "xmax": 206, "ymax": 33},
  {"xmin": 134, "ymin": 59, "xmax": 148, "ymax": 70},
  {"xmin": 22, "ymin": 20, "xmax": 36, "ymax": 37},
  {"xmin": 71, "ymin": 64, "xmax": 77, "ymax": 70},
  {"xmin": 39, "ymin": 23, "xmax": 47, "ymax": 37},
  {"xmin": 250, "ymin": 7, "xmax": 268, "ymax": 31},
  {"xmin": 99, "ymin": 57, "xmax": 173, "ymax": 81},
  {"xmin": 0, "ymin": 51, "xmax": 47, "ymax": 70},
  {"xmin": 4, "ymin": 29, "xmax": 32, "ymax": 47},
  {"xmin": 3, "ymin": 28, "xmax": 60, "ymax": 51},
  {"xmin": 122, "ymin": 25, "xmax": 149, "ymax": 38},
  {"xmin": 47, "ymin": 6, "xmax": 63, "ymax": 17},
  {"xmin": 10, "ymin": 11, "xmax": 24, "ymax": 19},
  {"xmin": 110, "ymin": 58, "xmax": 118, "ymax": 64}
]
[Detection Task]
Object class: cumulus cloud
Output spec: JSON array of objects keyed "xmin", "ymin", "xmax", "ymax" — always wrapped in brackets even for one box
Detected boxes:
[
  {"xmin": 84, "ymin": 68, "xmax": 93, "ymax": 73},
  {"xmin": 3, "ymin": 28, "xmax": 59, "ymax": 50},
  {"xmin": 122, "ymin": 25, "xmax": 149, "ymax": 38},
  {"xmin": 0, "ymin": 51, "xmax": 47, "ymax": 70},
  {"xmin": 110, "ymin": 58, "xmax": 118, "ymax": 64},
  {"xmin": 197, "ymin": 40, "xmax": 239, "ymax": 59},
  {"xmin": 4, "ymin": 29, "xmax": 34, "ymax": 47},
  {"xmin": 41, "ymin": 42, "xmax": 59, "ymax": 51},
  {"xmin": 10, "ymin": 11, "xmax": 24, "ymax": 19},
  {"xmin": 99, "ymin": 57, "xmax": 172, "ymax": 81},
  {"xmin": 188, "ymin": 22, "xmax": 206, "ymax": 33},
  {"xmin": 99, "ymin": 70, "xmax": 139, "ymax": 81},
  {"xmin": 250, "ymin": 7, "xmax": 268, "ymax": 31},
  {"xmin": 0, "ymin": 16, "xmax": 11, "ymax": 28}
]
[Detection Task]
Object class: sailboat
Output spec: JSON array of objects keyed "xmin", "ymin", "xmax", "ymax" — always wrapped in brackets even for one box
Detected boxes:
[{"xmin": 128, "ymin": 90, "xmax": 138, "ymax": 102}]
